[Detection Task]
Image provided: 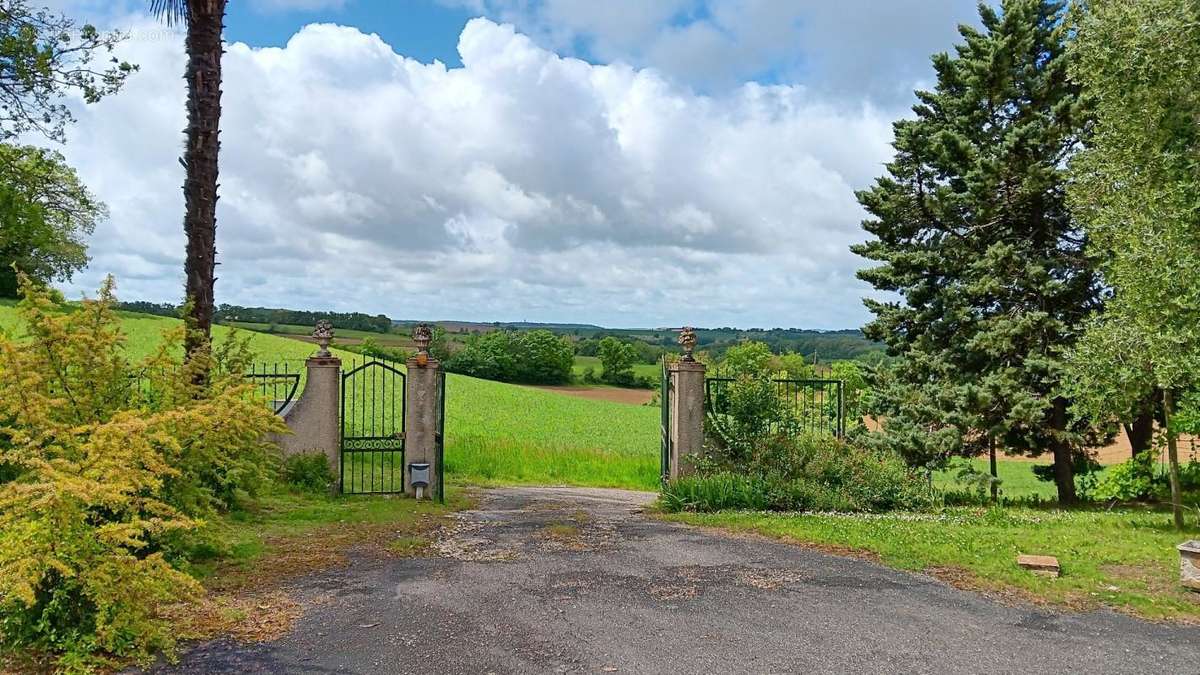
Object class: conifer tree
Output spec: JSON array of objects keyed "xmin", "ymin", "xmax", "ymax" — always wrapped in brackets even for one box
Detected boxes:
[{"xmin": 853, "ymin": 0, "xmax": 1102, "ymax": 503}]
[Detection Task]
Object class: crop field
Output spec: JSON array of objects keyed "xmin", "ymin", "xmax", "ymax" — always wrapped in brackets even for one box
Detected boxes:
[{"xmin": 1, "ymin": 302, "xmax": 661, "ymax": 491}]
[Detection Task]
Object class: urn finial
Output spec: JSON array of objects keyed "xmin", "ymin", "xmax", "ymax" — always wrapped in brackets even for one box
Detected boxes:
[
  {"xmin": 313, "ymin": 320, "xmax": 334, "ymax": 358},
  {"xmin": 413, "ymin": 323, "xmax": 433, "ymax": 356},
  {"xmin": 678, "ymin": 326, "xmax": 697, "ymax": 362}
]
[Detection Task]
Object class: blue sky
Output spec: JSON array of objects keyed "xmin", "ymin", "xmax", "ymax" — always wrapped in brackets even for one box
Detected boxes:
[
  {"xmin": 49, "ymin": 0, "xmax": 981, "ymax": 329},
  {"xmin": 226, "ymin": 1, "xmax": 474, "ymax": 65}
]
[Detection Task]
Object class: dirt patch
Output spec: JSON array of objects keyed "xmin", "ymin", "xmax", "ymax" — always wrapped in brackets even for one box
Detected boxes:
[
  {"xmin": 163, "ymin": 591, "xmax": 306, "ymax": 645},
  {"xmin": 528, "ymin": 385, "xmax": 654, "ymax": 406},
  {"xmin": 205, "ymin": 518, "xmax": 445, "ymax": 594}
]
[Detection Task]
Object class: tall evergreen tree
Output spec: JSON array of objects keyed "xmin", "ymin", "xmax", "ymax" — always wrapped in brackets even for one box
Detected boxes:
[{"xmin": 852, "ymin": 0, "xmax": 1102, "ymax": 503}]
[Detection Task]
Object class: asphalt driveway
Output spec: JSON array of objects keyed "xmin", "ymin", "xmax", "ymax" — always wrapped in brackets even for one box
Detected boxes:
[{"xmin": 154, "ymin": 486, "xmax": 1200, "ymax": 674}]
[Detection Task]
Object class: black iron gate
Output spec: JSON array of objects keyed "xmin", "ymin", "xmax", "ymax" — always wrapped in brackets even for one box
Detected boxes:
[
  {"xmin": 340, "ymin": 357, "xmax": 406, "ymax": 494},
  {"xmin": 660, "ymin": 357, "xmax": 671, "ymax": 484},
  {"xmin": 435, "ymin": 370, "xmax": 446, "ymax": 503}
]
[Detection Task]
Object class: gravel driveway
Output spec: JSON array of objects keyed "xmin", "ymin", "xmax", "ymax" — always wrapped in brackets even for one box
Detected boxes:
[{"xmin": 154, "ymin": 486, "xmax": 1200, "ymax": 674}]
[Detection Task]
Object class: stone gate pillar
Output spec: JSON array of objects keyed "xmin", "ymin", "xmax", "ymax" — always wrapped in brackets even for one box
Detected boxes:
[
  {"xmin": 669, "ymin": 327, "xmax": 706, "ymax": 480},
  {"xmin": 272, "ymin": 320, "xmax": 341, "ymax": 481},
  {"xmin": 403, "ymin": 325, "xmax": 441, "ymax": 498}
]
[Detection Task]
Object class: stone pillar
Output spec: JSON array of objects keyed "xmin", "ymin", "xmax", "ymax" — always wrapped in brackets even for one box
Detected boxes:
[
  {"xmin": 273, "ymin": 355, "xmax": 342, "ymax": 478},
  {"xmin": 669, "ymin": 360, "xmax": 706, "ymax": 480},
  {"xmin": 403, "ymin": 357, "xmax": 441, "ymax": 497}
]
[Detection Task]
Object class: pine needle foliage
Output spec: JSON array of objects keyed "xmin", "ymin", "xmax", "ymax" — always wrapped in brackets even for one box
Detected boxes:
[{"xmin": 852, "ymin": 0, "xmax": 1104, "ymax": 502}]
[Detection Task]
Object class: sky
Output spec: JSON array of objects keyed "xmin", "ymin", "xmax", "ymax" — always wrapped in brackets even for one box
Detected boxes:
[{"xmin": 40, "ymin": 0, "xmax": 981, "ymax": 329}]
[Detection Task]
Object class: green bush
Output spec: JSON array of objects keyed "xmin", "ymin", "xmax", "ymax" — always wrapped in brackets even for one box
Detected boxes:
[
  {"xmin": 663, "ymin": 433, "xmax": 929, "ymax": 513},
  {"xmin": 282, "ymin": 454, "xmax": 334, "ymax": 493},
  {"xmin": 1093, "ymin": 453, "xmax": 1156, "ymax": 502},
  {"xmin": 0, "ymin": 277, "xmax": 285, "ymax": 669}
]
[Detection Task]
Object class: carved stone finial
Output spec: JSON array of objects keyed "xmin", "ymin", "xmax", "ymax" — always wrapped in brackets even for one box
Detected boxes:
[
  {"xmin": 413, "ymin": 323, "xmax": 433, "ymax": 356},
  {"xmin": 678, "ymin": 326, "xmax": 697, "ymax": 362},
  {"xmin": 313, "ymin": 320, "xmax": 334, "ymax": 358}
]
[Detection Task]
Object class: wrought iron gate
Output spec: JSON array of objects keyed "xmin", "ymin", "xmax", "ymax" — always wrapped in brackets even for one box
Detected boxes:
[
  {"xmin": 435, "ymin": 370, "xmax": 446, "ymax": 503},
  {"xmin": 660, "ymin": 357, "xmax": 671, "ymax": 484},
  {"xmin": 340, "ymin": 357, "xmax": 406, "ymax": 494}
]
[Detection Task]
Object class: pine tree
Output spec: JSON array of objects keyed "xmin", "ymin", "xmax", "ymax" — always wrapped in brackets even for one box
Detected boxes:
[{"xmin": 852, "ymin": 0, "xmax": 1102, "ymax": 503}]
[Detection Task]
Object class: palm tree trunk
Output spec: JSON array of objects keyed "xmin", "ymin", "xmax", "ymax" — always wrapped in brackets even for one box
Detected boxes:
[{"xmin": 181, "ymin": 0, "xmax": 226, "ymax": 363}]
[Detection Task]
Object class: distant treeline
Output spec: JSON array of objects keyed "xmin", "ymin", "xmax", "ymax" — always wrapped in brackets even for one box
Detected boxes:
[
  {"xmin": 114, "ymin": 300, "xmax": 883, "ymax": 363},
  {"xmin": 701, "ymin": 329, "xmax": 885, "ymax": 363},
  {"xmin": 573, "ymin": 328, "xmax": 884, "ymax": 363},
  {"xmin": 115, "ymin": 301, "xmax": 395, "ymax": 334},
  {"xmin": 115, "ymin": 301, "xmax": 180, "ymax": 318},
  {"xmin": 214, "ymin": 305, "xmax": 393, "ymax": 333}
]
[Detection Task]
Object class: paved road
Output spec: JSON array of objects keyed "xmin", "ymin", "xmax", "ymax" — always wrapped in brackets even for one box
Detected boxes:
[{"xmin": 157, "ymin": 487, "xmax": 1200, "ymax": 674}]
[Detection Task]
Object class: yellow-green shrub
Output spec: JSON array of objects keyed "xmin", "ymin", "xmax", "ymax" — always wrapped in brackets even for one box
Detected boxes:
[{"xmin": 0, "ymin": 276, "xmax": 285, "ymax": 670}]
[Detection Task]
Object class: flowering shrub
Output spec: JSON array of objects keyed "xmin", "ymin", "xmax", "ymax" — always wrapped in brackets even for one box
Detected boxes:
[{"xmin": 0, "ymin": 276, "xmax": 285, "ymax": 670}]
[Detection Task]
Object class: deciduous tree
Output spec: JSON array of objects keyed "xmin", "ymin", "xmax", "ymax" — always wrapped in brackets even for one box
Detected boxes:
[
  {"xmin": 0, "ymin": 0, "xmax": 134, "ymax": 141},
  {"xmin": 0, "ymin": 143, "xmax": 104, "ymax": 296},
  {"xmin": 1064, "ymin": 0, "xmax": 1200, "ymax": 528}
]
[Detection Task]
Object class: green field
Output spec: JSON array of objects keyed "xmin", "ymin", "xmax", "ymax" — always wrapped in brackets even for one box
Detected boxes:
[
  {"xmin": 2, "ymin": 300, "xmax": 1062, "ymax": 497},
  {"xmin": 932, "ymin": 458, "xmax": 1062, "ymax": 501},
  {"xmin": 1, "ymin": 302, "xmax": 661, "ymax": 491},
  {"xmin": 571, "ymin": 355, "xmax": 661, "ymax": 380}
]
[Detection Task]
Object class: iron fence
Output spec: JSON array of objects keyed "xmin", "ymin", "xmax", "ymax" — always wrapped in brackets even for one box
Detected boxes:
[
  {"xmin": 704, "ymin": 372, "xmax": 845, "ymax": 438},
  {"xmin": 243, "ymin": 362, "xmax": 302, "ymax": 414},
  {"xmin": 121, "ymin": 361, "xmax": 303, "ymax": 414}
]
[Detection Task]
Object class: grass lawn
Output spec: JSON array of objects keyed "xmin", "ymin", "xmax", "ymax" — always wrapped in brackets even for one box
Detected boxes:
[
  {"xmin": 933, "ymin": 458, "xmax": 1063, "ymax": 501},
  {"xmin": 664, "ymin": 505, "xmax": 1200, "ymax": 621},
  {"xmin": 1, "ymin": 302, "xmax": 662, "ymax": 491}
]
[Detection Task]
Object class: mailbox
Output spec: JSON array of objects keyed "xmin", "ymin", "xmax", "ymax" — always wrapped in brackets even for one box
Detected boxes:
[{"xmin": 409, "ymin": 462, "xmax": 431, "ymax": 499}]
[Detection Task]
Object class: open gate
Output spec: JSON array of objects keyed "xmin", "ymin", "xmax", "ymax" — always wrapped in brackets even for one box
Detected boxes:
[
  {"xmin": 340, "ymin": 357, "xmax": 406, "ymax": 494},
  {"xmin": 660, "ymin": 357, "xmax": 671, "ymax": 485},
  {"xmin": 435, "ymin": 370, "xmax": 446, "ymax": 503}
]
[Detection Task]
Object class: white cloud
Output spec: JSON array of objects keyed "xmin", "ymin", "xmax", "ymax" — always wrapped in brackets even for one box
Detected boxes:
[
  {"xmin": 52, "ymin": 17, "xmax": 896, "ymax": 328},
  {"xmin": 447, "ymin": 0, "xmax": 976, "ymax": 101}
]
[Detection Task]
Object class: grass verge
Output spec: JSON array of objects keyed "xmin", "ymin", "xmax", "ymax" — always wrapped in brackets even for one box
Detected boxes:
[{"xmin": 663, "ymin": 505, "xmax": 1200, "ymax": 622}]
